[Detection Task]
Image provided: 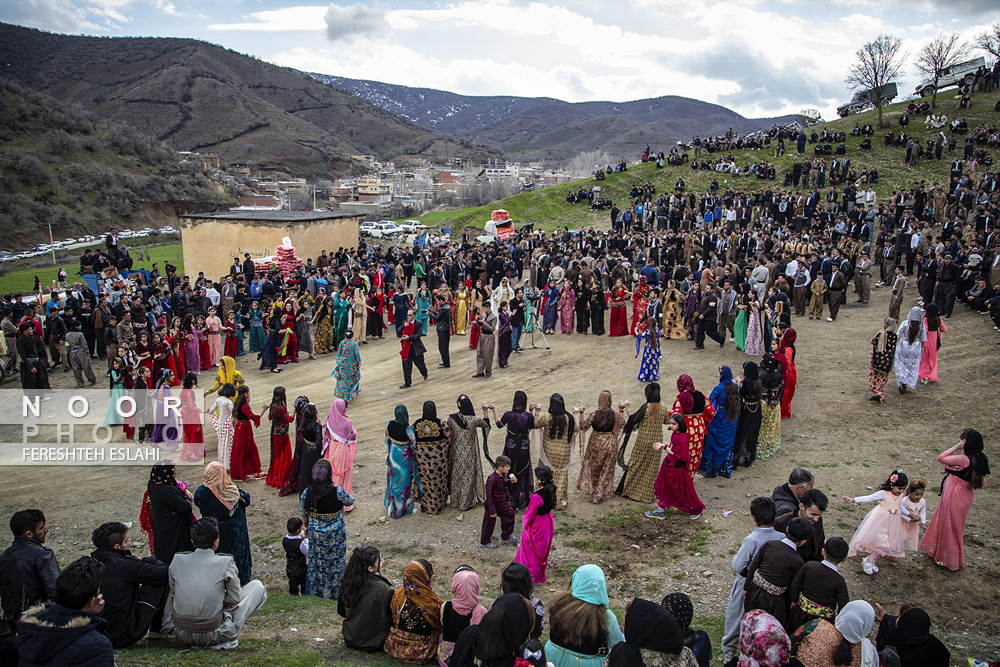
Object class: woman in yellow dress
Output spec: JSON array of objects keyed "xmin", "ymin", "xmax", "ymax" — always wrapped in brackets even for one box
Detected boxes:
[
  {"xmin": 661, "ymin": 279, "xmax": 686, "ymax": 340},
  {"xmin": 455, "ymin": 286, "xmax": 469, "ymax": 335}
]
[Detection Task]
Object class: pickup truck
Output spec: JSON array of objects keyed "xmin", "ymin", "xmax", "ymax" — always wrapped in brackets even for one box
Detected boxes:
[
  {"xmin": 836, "ymin": 83, "xmax": 898, "ymax": 117},
  {"xmin": 915, "ymin": 56, "xmax": 986, "ymax": 98}
]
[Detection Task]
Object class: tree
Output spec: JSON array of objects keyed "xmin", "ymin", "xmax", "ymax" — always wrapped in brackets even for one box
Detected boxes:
[
  {"xmin": 846, "ymin": 34, "xmax": 906, "ymax": 129},
  {"xmin": 915, "ymin": 33, "xmax": 970, "ymax": 108},
  {"xmin": 974, "ymin": 21, "xmax": 1000, "ymax": 60}
]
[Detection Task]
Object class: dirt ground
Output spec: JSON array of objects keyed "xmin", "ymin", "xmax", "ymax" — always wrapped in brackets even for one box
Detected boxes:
[{"xmin": 2, "ymin": 279, "xmax": 999, "ymax": 660}]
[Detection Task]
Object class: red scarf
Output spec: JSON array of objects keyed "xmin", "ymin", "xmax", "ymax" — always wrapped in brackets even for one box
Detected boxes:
[{"xmin": 400, "ymin": 320, "xmax": 415, "ymax": 359}]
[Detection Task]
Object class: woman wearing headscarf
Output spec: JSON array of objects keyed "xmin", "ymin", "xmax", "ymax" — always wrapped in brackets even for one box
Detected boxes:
[
  {"xmin": 413, "ymin": 401, "xmax": 452, "ymax": 515},
  {"xmin": 795, "ymin": 599, "xmax": 877, "ymax": 667},
  {"xmin": 775, "ymin": 329, "xmax": 797, "ymax": 419},
  {"xmin": 386, "ymin": 405, "xmax": 422, "ymax": 519},
  {"xmin": 300, "ymin": 458, "xmax": 354, "ymax": 600},
  {"xmin": 732, "ymin": 361, "xmax": 762, "ymax": 469},
  {"xmin": 559, "ymin": 279, "xmax": 576, "ymax": 334},
  {"xmin": 437, "ymin": 567, "xmax": 488, "ymax": 666},
  {"xmin": 868, "ymin": 318, "xmax": 898, "ymax": 403},
  {"xmin": 447, "ymin": 395, "xmax": 491, "ymax": 510},
  {"xmin": 724, "ymin": 610, "xmax": 804, "ymax": 667},
  {"xmin": 332, "ymin": 330, "xmax": 361, "ymax": 402},
  {"xmin": 744, "ymin": 297, "xmax": 766, "ymax": 357},
  {"xmin": 545, "ymin": 564, "xmax": 624, "ymax": 667},
  {"xmin": 297, "ymin": 402, "xmax": 324, "ymax": 493},
  {"xmin": 894, "ymin": 307, "xmax": 925, "ymax": 394},
  {"xmin": 757, "ymin": 353, "xmax": 784, "ymax": 460},
  {"xmin": 487, "ymin": 392, "xmax": 535, "ymax": 509},
  {"xmin": 577, "ymin": 390, "xmax": 627, "ymax": 504},
  {"xmin": 590, "ymin": 279, "xmax": 607, "ymax": 336},
  {"xmin": 515, "ymin": 466, "xmax": 557, "ymax": 583},
  {"xmin": 530, "ymin": 394, "xmax": 575, "ymax": 510},
  {"xmin": 699, "ymin": 367, "xmax": 740, "ymax": 479},
  {"xmin": 541, "ymin": 281, "xmax": 560, "ymax": 335},
  {"xmin": 312, "ymin": 295, "xmax": 334, "ymax": 354},
  {"xmin": 631, "ymin": 275, "xmax": 651, "ymax": 336},
  {"xmin": 333, "ymin": 288, "xmax": 353, "ymax": 349},
  {"xmin": 662, "ymin": 592, "xmax": 711, "ymax": 667},
  {"xmin": 662, "ymin": 279, "xmax": 687, "ymax": 341},
  {"xmin": 193, "ymin": 461, "xmax": 252, "ymax": 584},
  {"xmin": 450, "ymin": 592, "xmax": 537, "ymax": 667},
  {"xmin": 142, "ymin": 462, "xmax": 193, "ymax": 565},
  {"xmin": 873, "ymin": 604, "xmax": 950, "ymax": 667},
  {"xmin": 920, "ymin": 428, "xmax": 990, "ymax": 570},
  {"xmin": 671, "ymin": 375, "xmax": 715, "ymax": 478},
  {"xmin": 605, "ymin": 597, "xmax": 697, "ymax": 667},
  {"xmin": 386, "ymin": 559, "xmax": 443, "ymax": 664},
  {"xmin": 280, "ymin": 395, "xmax": 311, "ymax": 497},
  {"xmin": 620, "ymin": 382, "xmax": 670, "ymax": 503},
  {"xmin": 918, "ymin": 303, "xmax": 946, "ymax": 383},
  {"xmin": 323, "ymin": 397, "xmax": 358, "ymax": 500}
]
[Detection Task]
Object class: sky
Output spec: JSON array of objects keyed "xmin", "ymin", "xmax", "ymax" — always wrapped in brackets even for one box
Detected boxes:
[{"xmin": 2, "ymin": 0, "xmax": 997, "ymax": 120}]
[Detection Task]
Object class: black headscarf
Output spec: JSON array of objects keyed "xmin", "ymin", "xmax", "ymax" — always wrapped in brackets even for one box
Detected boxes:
[
  {"xmin": 546, "ymin": 393, "xmax": 575, "ymax": 442},
  {"xmin": 310, "ymin": 458, "xmax": 335, "ymax": 501},
  {"xmin": 661, "ymin": 593, "xmax": 694, "ymax": 632},
  {"xmin": 387, "ymin": 404, "xmax": 410, "ymax": 442},
  {"xmin": 451, "ymin": 394, "xmax": 476, "ymax": 424},
  {"xmin": 422, "ymin": 400, "xmax": 439, "ymax": 423},
  {"xmin": 889, "ymin": 607, "xmax": 951, "ymax": 667},
  {"xmin": 606, "ymin": 598, "xmax": 684, "ymax": 667},
  {"xmin": 453, "ymin": 593, "xmax": 535, "ymax": 667},
  {"xmin": 962, "ymin": 429, "xmax": 990, "ymax": 478},
  {"xmin": 148, "ymin": 463, "xmax": 176, "ymax": 485},
  {"xmin": 511, "ymin": 391, "xmax": 528, "ymax": 413}
]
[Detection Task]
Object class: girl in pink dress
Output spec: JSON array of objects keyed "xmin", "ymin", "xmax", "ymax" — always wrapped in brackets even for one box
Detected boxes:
[
  {"xmin": 843, "ymin": 469, "xmax": 909, "ymax": 575},
  {"xmin": 900, "ymin": 478, "xmax": 928, "ymax": 551},
  {"xmin": 323, "ymin": 398, "xmax": 358, "ymax": 504},
  {"xmin": 920, "ymin": 428, "xmax": 990, "ymax": 570},
  {"xmin": 646, "ymin": 414, "xmax": 706, "ymax": 519},
  {"xmin": 205, "ymin": 307, "xmax": 223, "ymax": 368},
  {"xmin": 918, "ymin": 304, "xmax": 946, "ymax": 383},
  {"xmin": 514, "ymin": 465, "xmax": 556, "ymax": 583}
]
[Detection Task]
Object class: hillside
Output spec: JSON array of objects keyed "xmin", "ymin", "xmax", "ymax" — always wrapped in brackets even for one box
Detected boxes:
[
  {"xmin": 409, "ymin": 88, "xmax": 1000, "ymax": 233},
  {"xmin": 0, "ymin": 76, "xmax": 229, "ymax": 247},
  {"xmin": 308, "ymin": 73, "xmax": 804, "ymax": 162},
  {"xmin": 0, "ymin": 23, "xmax": 501, "ymax": 176}
]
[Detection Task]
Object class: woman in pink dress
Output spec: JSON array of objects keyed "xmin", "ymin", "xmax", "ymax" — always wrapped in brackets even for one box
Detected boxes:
[
  {"xmin": 920, "ymin": 428, "xmax": 990, "ymax": 570},
  {"xmin": 918, "ymin": 304, "xmax": 946, "ymax": 383},
  {"xmin": 323, "ymin": 397, "xmax": 358, "ymax": 505},
  {"xmin": 558, "ymin": 279, "xmax": 576, "ymax": 334},
  {"xmin": 514, "ymin": 465, "xmax": 556, "ymax": 583},
  {"xmin": 205, "ymin": 306, "xmax": 223, "ymax": 368}
]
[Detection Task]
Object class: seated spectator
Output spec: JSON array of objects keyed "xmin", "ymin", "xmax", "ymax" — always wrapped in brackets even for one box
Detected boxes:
[
  {"xmin": 545, "ymin": 564, "xmax": 624, "ymax": 667},
  {"xmin": 501, "ymin": 562, "xmax": 545, "ymax": 639},
  {"xmin": 438, "ymin": 566, "xmax": 487, "ymax": 665},
  {"xmin": 162, "ymin": 517, "xmax": 267, "ymax": 650},
  {"xmin": 794, "ymin": 599, "xmax": 876, "ymax": 667},
  {"xmin": 662, "ymin": 592, "xmax": 711, "ymax": 667},
  {"xmin": 606, "ymin": 597, "xmax": 696, "ymax": 667},
  {"xmin": 723, "ymin": 610, "xmax": 804, "ymax": 667},
  {"xmin": 875, "ymin": 604, "xmax": 949, "ymax": 667},
  {"xmin": 385, "ymin": 559, "xmax": 442, "ymax": 664},
  {"xmin": 771, "ymin": 467, "xmax": 815, "ymax": 516},
  {"xmin": 89, "ymin": 521, "xmax": 168, "ymax": 648},
  {"xmin": 337, "ymin": 546, "xmax": 394, "ymax": 652},
  {"xmin": 16, "ymin": 556, "xmax": 114, "ymax": 667},
  {"xmin": 964, "ymin": 277, "xmax": 993, "ymax": 311},
  {"xmin": 0, "ymin": 509, "xmax": 59, "ymax": 622},
  {"xmin": 450, "ymin": 592, "xmax": 539, "ymax": 667}
]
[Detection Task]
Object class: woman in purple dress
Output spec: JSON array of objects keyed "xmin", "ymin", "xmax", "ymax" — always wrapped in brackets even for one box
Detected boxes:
[
  {"xmin": 515, "ymin": 465, "xmax": 556, "ymax": 583},
  {"xmin": 487, "ymin": 391, "xmax": 535, "ymax": 509},
  {"xmin": 182, "ymin": 314, "xmax": 201, "ymax": 373},
  {"xmin": 497, "ymin": 301, "xmax": 513, "ymax": 368}
]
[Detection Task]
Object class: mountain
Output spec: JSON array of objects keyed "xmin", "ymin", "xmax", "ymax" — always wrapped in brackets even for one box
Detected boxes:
[
  {"xmin": 0, "ymin": 76, "xmax": 228, "ymax": 245},
  {"xmin": 308, "ymin": 73, "xmax": 805, "ymax": 163},
  {"xmin": 0, "ymin": 23, "xmax": 501, "ymax": 176}
]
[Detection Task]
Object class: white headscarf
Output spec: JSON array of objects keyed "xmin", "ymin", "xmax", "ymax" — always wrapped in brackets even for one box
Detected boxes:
[{"xmin": 834, "ymin": 600, "xmax": 877, "ymax": 667}]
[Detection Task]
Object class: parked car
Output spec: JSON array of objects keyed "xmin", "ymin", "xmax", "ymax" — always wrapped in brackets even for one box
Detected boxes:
[
  {"xmin": 836, "ymin": 83, "xmax": 897, "ymax": 117},
  {"xmin": 372, "ymin": 221, "xmax": 404, "ymax": 238},
  {"xmin": 159, "ymin": 226, "xmax": 177, "ymax": 235},
  {"xmin": 359, "ymin": 221, "xmax": 379, "ymax": 237},
  {"xmin": 915, "ymin": 57, "xmax": 985, "ymax": 98},
  {"xmin": 400, "ymin": 220, "xmax": 428, "ymax": 233}
]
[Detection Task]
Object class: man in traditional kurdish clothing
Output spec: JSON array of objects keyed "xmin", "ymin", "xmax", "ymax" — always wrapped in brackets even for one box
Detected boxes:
[
  {"xmin": 473, "ymin": 302, "xmax": 497, "ymax": 378},
  {"xmin": 854, "ymin": 250, "xmax": 873, "ymax": 304}
]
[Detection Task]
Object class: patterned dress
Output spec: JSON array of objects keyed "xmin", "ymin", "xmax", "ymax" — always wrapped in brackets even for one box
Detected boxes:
[
  {"xmin": 385, "ymin": 425, "xmax": 421, "ymax": 519},
  {"xmin": 662, "ymin": 289, "xmax": 686, "ymax": 339},
  {"xmin": 209, "ymin": 396, "xmax": 235, "ymax": 471},
  {"xmin": 758, "ymin": 383, "xmax": 783, "ymax": 460},
  {"xmin": 412, "ymin": 418, "xmax": 451, "ymax": 515},
  {"xmin": 300, "ymin": 486, "xmax": 354, "ymax": 599},
  {"xmin": 621, "ymin": 404, "xmax": 670, "ymax": 504},
  {"xmin": 533, "ymin": 413, "xmax": 573, "ymax": 509},
  {"xmin": 194, "ymin": 486, "xmax": 253, "ymax": 584},
  {"xmin": 446, "ymin": 414, "xmax": 490, "ymax": 510},
  {"xmin": 577, "ymin": 409, "xmax": 623, "ymax": 503},
  {"xmin": 559, "ymin": 286, "xmax": 576, "ymax": 333},
  {"xmin": 636, "ymin": 330, "xmax": 660, "ymax": 382},
  {"xmin": 672, "ymin": 395, "xmax": 715, "ymax": 478},
  {"xmin": 333, "ymin": 338, "xmax": 361, "ymax": 402}
]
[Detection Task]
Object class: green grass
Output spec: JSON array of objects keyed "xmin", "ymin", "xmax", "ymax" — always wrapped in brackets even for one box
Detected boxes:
[
  {"xmin": 689, "ymin": 527, "xmax": 711, "ymax": 555},
  {"xmin": 569, "ymin": 538, "xmax": 608, "ymax": 552},
  {"xmin": 599, "ymin": 506, "xmax": 646, "ymax": 529},
  {"xmin": 252, "ymin": 529, "xmax": 284, "ymax": 547},
  {"xmin": 0, "ymin": 241, "xmax": 184, "ymax": 294}
]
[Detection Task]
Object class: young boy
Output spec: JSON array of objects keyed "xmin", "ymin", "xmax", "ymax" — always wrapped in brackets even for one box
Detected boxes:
[
  {"xmin": 787, "ymin": 536, "xmax": 850, "ymax": 630},
  {"xmin": 722, "ymin": 497, "xmax": 784, "ymax": 662},
  {"xmin": 744, "ymin": 516, "xmax": 812, "ymax": 631},
  {"xmin": 104, "ymin": 315, "xmax": 118, "ymax": 363},
  {"xmin": 133, "ymin": 366, "xmax": 153, "ymax": 444},
  {"xmin": 481, "ymin": 455, "xmax": 517, "ymax": 549},
  {"xmin": 282, "ymin": 517, "xmax": 309, "ymax": 595}
]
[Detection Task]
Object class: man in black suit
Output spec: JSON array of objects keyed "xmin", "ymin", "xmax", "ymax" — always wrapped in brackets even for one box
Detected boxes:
[
  {"xmin": 398, "ymin": 309, "xmax": 427, "ymax": 389},
  {"xmin": 242, "ymin": 253, "xmax": 255, "ymax": 280},
  {"xmin": 428, "ymin": 294, "xmax": 451, "ymax": 368}
]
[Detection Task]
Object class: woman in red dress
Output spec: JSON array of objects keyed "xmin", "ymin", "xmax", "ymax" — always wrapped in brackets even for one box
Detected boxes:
[
  {"xmin": 196, "ymin": 315, "xmax": 212, "ymax": 371},
  {"xmin": 276, "ymin": 313, "xmax": 298, "ymax": 364},
  {"xmin": 179, "ymin": 372, "xmax": 205, "ymax": 462},
  {"xmin": 230, "ymin": 384, "xmax": 263, "ymax": 481},
  {"xmin": 776, "ymin": 328, "xmax": 797, "ymax": 419},
  {"xmin": 630, "ymin": 275, "xmax": 650, "ymax": 336},
  {"xmin": 223, "ymin": 311, "xmax": 239, "ymax": 358},
  {"xmin": 151, "ymin": 331, "xmax": 170, "ymax": 381},
  {"xmin": 265, "ymin": 386, "xmax": 294, "ymax": 488},
  {"xmin": 468, "ymin": 306, "xmax": 481, "ymax": 349},
  {"xmin": 168, "ymin": 317, "xmax": 185, "ymax": 377},
  {"xmin": 671, "ymin": 373, "xmax": 715, "ymax": 478},
  {"xmin": 608, "ymin": 278, "xmax": 632, "ymax": 337},
  {"xmin": 648, "ymin": 414, "xmax": 706, "ymax": 518},
  {"xmin": 136, "ymin": 331, "xmax": 155, "ymax": 378}
]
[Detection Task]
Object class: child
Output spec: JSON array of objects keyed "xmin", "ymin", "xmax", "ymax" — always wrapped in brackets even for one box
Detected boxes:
[
  {"xmin": 196, "ymin": 315, "xmax": 212, "ymax": 371},
  {"xmin": 104, "ymin": 315, "xmax": 118, "ymax": 363},
  {"xmin": 646, "ymin": 414, "xmax": 705, "ymax": 519},
  {"xmin": 283, "ymin": 516, "xmax": 309, "ymax": 595},
  {"xmin": 230, "ymin": 384, "xmax": 263, "ymax": 481},
  {"xmin": 900, "ymin": 478, "xmax": 928, "ymax": 551},
  {"xmin": 514, "ymin": 465, "xmax": 556, "ymax": 583},
  {"xmin": 265, "ymin": 386, "xmax": 294, "ymax": 489},
  {"xmin": 721, "ymin": 497, "xmax": 783, "ymax": 662},
  {"xmin": 468, "ymin": 306, "xmax": 481, "ymax": 350},
  {"xmin": 133, "ymin": 366, "xmax": 153, "ymax": 444},
  {"xmin": 223, "ymin": 311, "xmax": 239, "ymax": 358},
  {"xmin": 787, "ymin": 536, "xmax": 850, "ymax": 630},
  {"xmin": 744, "ymin": 516, "xmax": 812, "ymax": 630},
  {"xmin": 843, "ymin": 469, "xmax": 909, "ymax": 574},
  {"xmin": 481, "ymin": 455, "xmax": 516, "ymax": 548}
]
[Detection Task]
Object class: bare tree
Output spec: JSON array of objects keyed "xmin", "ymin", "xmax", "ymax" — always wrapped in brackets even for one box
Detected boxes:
[
  {"xmin": 915, "ymin": 33, "xmax": 971, "ymax": 108},
  {"xmin": 846, "ymin": 34, "xmax": 906, "ymax": 129},
  {"xmin": 975, "ymin": 21, "xmax": 1000, "ymax": 60}
]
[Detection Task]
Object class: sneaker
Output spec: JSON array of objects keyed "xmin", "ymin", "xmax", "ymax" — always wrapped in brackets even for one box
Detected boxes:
[
  {"xmin": 862, "ymin": 558, "xmax": 875, "ymax": 575},
  {"xmin": 645, "ymin": 508, "xmax": 666, "ymax": 519},
  {"xmin": 208, "ymin": 640, "xmax": 238, "ymax": 650},
  {"xmin": 503, "ymin": 535, "xmax": 519, "ymax": 544},
  {"xmin": 689, "ymin": 514, "xmax": 702, "ymax": 519},
  {"xmin": 481, "ymin": 541, "xmax": 498, "ymax": 549},
  {"xmin": 827, "ymin": 317, "xmax": 834, "ymax": 322}
]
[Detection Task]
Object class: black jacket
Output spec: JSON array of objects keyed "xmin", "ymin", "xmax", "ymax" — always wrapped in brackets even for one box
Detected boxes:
[
  {"xmin": 429, "ymin": 304, "xmax": 451, "ymax": 333},
  {"xmin": 771, "ymin": 483, "xmax": 799, "ymax": 517},
  {"xmin": 0, "ymin": 537, "xmax": 59, "ymax": 621},
  {"xmin": 89, "ymin": 547, "xmax": 168, "ymax": 648},
  {"xmin": 17, "ymin": 603, "xmax": 114, "ymax": 667}
]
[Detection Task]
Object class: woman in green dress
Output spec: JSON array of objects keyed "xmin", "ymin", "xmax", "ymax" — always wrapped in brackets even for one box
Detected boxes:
[
  {"xmin": 385, "ymin": 405, "xmax": 422, "ymax": 519},
  {"xmin": 332, "ymin": 289, "xmax": 351, "ymax": 352},
  {"xmin": 733, "ymin": 285, "xmax": 752, "ymax": 351},
  {"xmin": 415, "ymin": 283, "xmax": 432, "ymax": 335},
  {"xmin": 248, "ymin": 301, "xmax": 265, "ymax": 352}
]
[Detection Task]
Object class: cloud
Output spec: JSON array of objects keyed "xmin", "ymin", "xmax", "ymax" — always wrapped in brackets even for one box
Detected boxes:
[
  {"xmin": 0, "ymin": 0, "xmax": 81, "ymax": 32},
  {"xmin": 324, "ymin": 3, "xmax": 387, "ymax": 42},
  {"xmin": 208, "ymin": 6, "xmax": 329, "ymax": 32}
]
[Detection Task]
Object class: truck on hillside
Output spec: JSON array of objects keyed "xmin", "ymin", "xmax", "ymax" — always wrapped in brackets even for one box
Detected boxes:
[
  {"xmin": 836, "ymin": 83, "xmax": 898, "ymax": 117},
  {"xmin": 915, "ymin": 56, "xmax": 986, "ymax": 98}
]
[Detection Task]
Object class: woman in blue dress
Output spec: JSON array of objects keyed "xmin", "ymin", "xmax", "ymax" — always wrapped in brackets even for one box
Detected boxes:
[
  {"xmin": 194, "ymin": 461, "xmax": 253, "ymax": 584},
  {"xmin": 248, "ymin": 301, "xmax": 265, "ymax": 352},
  {"xmin": 332, "ymin": 331, "xmax": 361, "ymax": 403},
  {"xmin": 699, "ymin": 366, "xmax": 740, "ymax": 478},
  {"xmin": 542, "ymin": 281, "xmax": 560, "ymax": 334},
  {"xmin": 635, "ymin": 288, "xmax": 663, "ymax": 382},
  {"xmin": 385, "ymin": 405, "xmax": 422, "ymax": 519},
  {"xmin": 234, "ymin": 309, "xmax": 246, "ymax": 356},
  {"xmin": 105, "ymin": 357, "xmax": 126, "ymax": 426},
  {"xmin": 415, "ymin": 283, "xmax": 432, "ymax": 335},
  {"xmin": 300, "ymin": 458, "xmax": 354, "ymax": 599}
]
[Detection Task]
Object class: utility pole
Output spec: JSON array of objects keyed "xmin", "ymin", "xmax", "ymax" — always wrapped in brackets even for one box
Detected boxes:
[{"xmin": 48, "ymin": 222, "xmax": 55, "ymax": 265}]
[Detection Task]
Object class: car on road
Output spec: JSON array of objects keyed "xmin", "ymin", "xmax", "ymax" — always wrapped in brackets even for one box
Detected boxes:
[
  {"xmin": 159, "ymin": 226, "xmax": 177, "ymax": 235},
  {"xmin": 400, "ymin": 220, "xmax": 428, "ymax": 233}
]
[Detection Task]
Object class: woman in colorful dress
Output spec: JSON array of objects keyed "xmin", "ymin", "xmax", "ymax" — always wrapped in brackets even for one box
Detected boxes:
[
  {"xmin": 609, "ymin": 278, "xmax": 631, "ymax": 337},
  {"xmin": 333, "ymin": 289, "xmax": 352, "ymax": 351},
  {"xmin": 208, "ymin": 383, "xmax": 236, "ymax": 470},
  {"xmin": 151, "ymin": 332, "xmax": 171, "ymax": 382},
  {"xmin": 385, "ymin": 560, "xmax": 443, "ymax": 664},
  {"xmin": 699, "ymin": 366, "xmax": 739, "ymax": 479},
  {"xmin": 151, "ymin": 369, "xmax": 180, "ymax": 450},
  {"xmin": 577, "ymin": 390, "xmax": 626, "ymax": 504},
  {"xmin": 559, "ymin": 278, "xmax": 576, "ymax": 334},
  {"xmin": 662, "ymin": 279, "xmax": 686, "ymax": 340},
  {"xmin": 523, "ymin": 280, "xmax": 538, "ymax": 334},
  {"xmin": 918, "ymin": 303, "xmax": 946, "ymax": 383},
  {"xmin": 194, "ymin": 461, "xmax": 253, "ymax": 584},
  {"xmin": 312, "ymin": 296, "xmax": 334, "ymax": 354},
  {"xmin": 135, "ymin": 330, "xmax": 154, "ymax": 378},
  {"xmin": 105, "ymin": 357, "xmax": 127, "ymax": 426},
  {"xmin": 542, "ymin": 281, "xmax": 560, "ymax": 334},
  {"xmin": 920, "ymin": 428, "xmax": 990, "ymax": 571},
  {"xmin": 412, "ymin": 401, "xmax": 451, "ymax": 516},
  {"xmin": 205, "ymin": 306, "xmax": 223, "ymax": 367},
  {"xmin": 265, "ymin": 386, "xmax": 294, "ymax": 489},
  {"xmin": 744, "ymin": 298, "xmax": 765, "ymax": 356},
  {"xmin": 234, "ymin": 308, "xmax": 246, "ymax": 357},
  {"xmin": 323, "ymin": 397, "xmax": 358, "ymax": 500},
  {"xmin": 179, "ymin": 372, "xmax": 204, "ymax": 462},
  {"xmin": 415, "ymin": 283, "xmax": 433, "ymax": 335},
  {"xmin": 230, "ymin": 384, "xmax": 263, "ymax": 481},
  {"xmin": 332, "ymin": 330, "xmax": 361, "ymax": 402},
  {"xmin": 454, "ymin": 285, "xmax": 469, "ymax": 335},
  {"xmin": 530, "ymin": 394, "xmax": 575, "ymax": 511},
  {"xmin": 168, "ymin": 317, "xmax": 186, "ymax": 377},
  {"xmin": 515, "ymin": 465, "xmax": 557, "ymax": 583},
  {"xmin": 301, "ymin": 458, "xmax": 354, "ymax": 599},
  {"xmin": 385, "ymin": 405, "xmax": 421, "ymax": 519},
  {"xmin": 196, "ymin": 315, "xmax": 212, "ymax": 371},
  {"xmin": 619, "ymin": 382, "xmax": 670, "ymax": 503},
  {"xmin": 222, "ymin": 311, "xmax": 238, "ymax": 358},
  {"xmin": 248, "ymin": 301, "xmax": 265, "ymax": 353},
  {"xmin": 894, "ymin": 307, "xmax": 925, "ymax": 394},
  {"xmin": 776, "ymin": 329, "xmax": 797, "ymax": 419},
  {"xmin": 868, "ymin": 318, "xmax": 898, "ymax": 403},
  {"xmin": 277, "ymin": 309, "xmax": 299, "ymax": 365},
  {"xmin": 631, "ymin": 275, "xmax": 651, "ymax": 335},
  {"xmin": 732, "ymin": 361, "xmax": 763, "ymax": 469},
  {"xmin": 671, "ymin": 374, "xmax": 715, "ymax": 477},
  {"xmin": 757, "ymin": 351, "xmax": 784, "ymax": 460},
  {"xmin": 446, "ymin": 395, "xmax": 490, "ymax": 510},
  {"xmin": 647, "ymin": 411, "xmax": 706, "ymax": 519}
]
